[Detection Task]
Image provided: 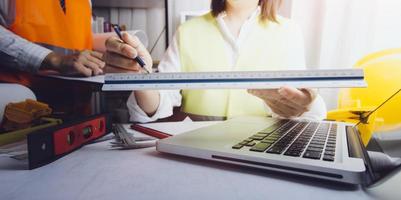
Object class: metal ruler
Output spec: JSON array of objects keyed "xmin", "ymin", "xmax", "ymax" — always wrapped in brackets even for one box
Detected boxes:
[{"xmin": 102, "ymin": 69, "xmax": 366, "ymax": 91}]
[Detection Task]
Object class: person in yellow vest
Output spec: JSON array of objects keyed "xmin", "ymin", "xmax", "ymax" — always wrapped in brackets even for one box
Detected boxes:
[
  {"xmin": 103, "ymin": 0, "xmax": 327, "ymax": 122},
  {"xmin": 0, "ymin": 0, "xmax": 105, "ymax": 86}
]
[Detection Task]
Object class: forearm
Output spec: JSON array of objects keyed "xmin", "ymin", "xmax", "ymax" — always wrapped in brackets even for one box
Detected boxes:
[
  {"xmin": 92, "ymin": 33, "xmax": 110, "ymax": 52},
  {"xmin": 131, "ymin": 32, "xmax": 181, "ymax": 117},
  {"xmin": 126, "ymin": 32, "xmax": 182, "ymax": 122},
  {"xmin": 0, "ymin": 25, "xmax": 51, "ymax": 73},
  {"xmin": 40, "ymin": 52, "xmax": 63, "ymax": 71},
  {"xmin": 134, "ymin": 90, "xmax": 161, "ymax": 116}
]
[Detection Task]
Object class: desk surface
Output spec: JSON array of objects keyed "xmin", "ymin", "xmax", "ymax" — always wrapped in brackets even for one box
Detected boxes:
[{"xmin": 0, "ymin": 140, "xmax": 397, "ymax": 200}]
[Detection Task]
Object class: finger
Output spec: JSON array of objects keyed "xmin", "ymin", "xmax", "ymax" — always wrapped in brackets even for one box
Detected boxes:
[
  {"xmin": 278, "ymin": 86, "xmax": 312, "ymax": 106},
  {"xmin": 276, "ymin": 97, "xmax": 301, "ymax": 111},
  {"xmin": 90, "ymin": 51, "xmax": 104, "ymax": 59},
  {"xmin": 301, "ymin": 88, "xmax": 317, "ymax": 101},
  {"xmin": 267, "ymin": 100, "xmax": 301, "ymax": 118},
  {"xmin": 87, "ymin": 52, "xmax": 106, "ymax": 69},
  {"xmin": 73, "ymin": 62, "xmax": 92, "ymax": 77},
  {"xmin": 121, "ymin": 32, "xmax": 151, "ymax": 67},
  {"xmin": 104, "ymin": 65, "xmax": 140, "ymax": 73},
  {"xmin": 270, "ymin": 100, "xmax": 299, "ymax": 117},
  {"xmin": 276, "ymin": 95, "xmax": 308, "ymax": 111},
  {"xmin": 78, "ymin": 51, "xmax": 102, "ymax": 75},
  {"xmin": 248, "ymin": 88, "xmax": 308, "ymax": 116},
  {"xmin": 82, "ymin": 60, "xmax": 103, "ymax": 75},
  {"xmin": 265, "ymin": 100, "xmax": 292, "ymax": 118},
  {"xmin": 267, "ymin": 95, "xmax": 310, "ymax": 117},
  {"xmin": 105, "ymin": 37, "xmax": 139, "ymax": 59},
  {"xmin": 248, "ymin": 89, "xmax": 281, "ymax": 101},
  {"xmin": 103, "ymin": 51, "xmax": 141, "ymax": 71}
]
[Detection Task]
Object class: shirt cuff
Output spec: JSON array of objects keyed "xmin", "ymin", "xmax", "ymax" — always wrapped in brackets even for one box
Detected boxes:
[
  {"xmin": 25, "ymin": 44, "xmax": 52, "ymax": 72},
  {"xmin": 299, "ymin": 94, "xmax": 327, "ymax": 120},
  {"xmin": 127, "ymin": 90, "xmax": 181, "ymax": 123},
  {"xmin": 0, "ymin": 26, "xmax": 52, "ymax": 72}
]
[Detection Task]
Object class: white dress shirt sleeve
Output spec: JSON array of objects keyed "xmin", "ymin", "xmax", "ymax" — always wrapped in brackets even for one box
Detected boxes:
[{"xmin": 127, "ymin": 35, "xmax": 182, "ymax": 123}]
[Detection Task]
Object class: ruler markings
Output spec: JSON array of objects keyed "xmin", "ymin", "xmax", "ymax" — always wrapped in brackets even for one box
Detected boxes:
[{"xmin": 102, "ymin": 69, "xmax": 366, "ymax": 91}]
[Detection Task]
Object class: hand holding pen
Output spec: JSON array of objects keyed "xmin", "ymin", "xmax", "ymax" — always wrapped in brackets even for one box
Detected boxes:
[{"xmin": 103, "ymin": 24, "xmax": 153, "ymax": 73}]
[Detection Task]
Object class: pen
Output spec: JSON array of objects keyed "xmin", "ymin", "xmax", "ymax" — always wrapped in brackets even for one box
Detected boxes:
[
  {"xmin": 130, "ymin": 124, "xmax": 171, "ymax": 139},
  {"xmin": 111, "ymin": 24, "xmax": 150, "ymax": 73}
]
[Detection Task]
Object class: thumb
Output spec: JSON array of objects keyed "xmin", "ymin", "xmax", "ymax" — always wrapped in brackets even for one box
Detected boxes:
[{"xmin": 278, "ymin": 86, "xmax": 312, "ymax": 106}]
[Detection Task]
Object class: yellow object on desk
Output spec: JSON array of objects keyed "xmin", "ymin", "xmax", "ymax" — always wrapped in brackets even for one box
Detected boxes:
[
  {"xmin": 0, "ymin": 99, "xmax": 59, "ymax": 146},
  {"xmin": 327, "ymin": 108, "xmax": 377, "ymax": 145},
  {"xmin": 5, "ymin": 99, "xmax": 52, "ymax": 124},
  {"xmin": 3, "ymin": 99, "xmax": 52, "ymax": 132},
  {"xmin": 328, "ymin": 48, "xmax": 401, "ymax": 146},
  {"xmin": 0, "ymin": 118, "xmax": 62, "ymax": 147}
]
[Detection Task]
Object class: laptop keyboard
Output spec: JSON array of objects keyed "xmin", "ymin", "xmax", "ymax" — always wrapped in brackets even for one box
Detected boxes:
[{"xmin": 232, "ymin": 120, "xmax": 337, "ymax": 162}]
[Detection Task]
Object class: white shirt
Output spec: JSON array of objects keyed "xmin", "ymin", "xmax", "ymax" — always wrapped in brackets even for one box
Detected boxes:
[{"xmin": 127, "ymin": 8, "xmax": 327, "ymax": 122}]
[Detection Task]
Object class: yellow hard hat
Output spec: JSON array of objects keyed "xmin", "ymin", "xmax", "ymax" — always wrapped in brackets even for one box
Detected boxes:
[{"xmin": 337, "ymin": 48, "xmax": 401, "ymax": 132}]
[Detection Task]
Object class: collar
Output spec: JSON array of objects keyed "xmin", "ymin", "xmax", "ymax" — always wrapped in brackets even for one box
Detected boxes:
[{"xmin": 216, "ymin": 6, "xmax": 261, "ymax": 21}]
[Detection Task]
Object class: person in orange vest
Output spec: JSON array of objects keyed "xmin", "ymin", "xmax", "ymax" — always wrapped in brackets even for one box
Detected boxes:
[
  {"xmin": 0, "ymin": 0, "xmax": 105, "ymax": 86},
  {"xmin": 0, "ymin": 0, "xmax": 119, "ymax": 116}
]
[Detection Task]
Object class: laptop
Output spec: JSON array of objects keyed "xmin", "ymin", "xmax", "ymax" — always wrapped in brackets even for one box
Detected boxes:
[{"xmin": 156, "ymin": 89, "xmax": 401, "ymax": 185}]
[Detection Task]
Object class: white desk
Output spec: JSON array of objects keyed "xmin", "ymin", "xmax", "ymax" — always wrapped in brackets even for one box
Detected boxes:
[{"xmin": 0, "ymin": 140, "xmax": 398, "ymax": 200}]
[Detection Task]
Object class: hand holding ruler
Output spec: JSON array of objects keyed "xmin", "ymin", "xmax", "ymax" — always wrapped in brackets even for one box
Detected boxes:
[{"xmin": 102, "ymin": 69, "xmax": 366, "ymax": 91}]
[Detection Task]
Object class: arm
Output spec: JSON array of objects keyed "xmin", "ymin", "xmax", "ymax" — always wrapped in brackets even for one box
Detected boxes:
[
  {"xmin": 0, "ymin": 25, "xmax": 51, "ymax": 73},
  {"xmin": 134, "ymin": 90, "xmax": 161, "ymax": 116},
  {"xmin": 249, "ymin": 22, "xmax": 327, "ymax": 120},
  {"xmin": 134, "ymin": 33, "xmax": 182, "ymax": 116},
  {"xmin": 1, "ymin": 0, "xmax": 104, "ymax": 77},
  {"xmin": 0, "ymin": 25, "xmax": 105, "ymax": 76},
  {"xmin": 287, "ymin": 23, "xmax": 327, "ymax": 120},
  {"xmin": 92, "ymin": 33, "xmax": 111, "ymax": 53},
  {"xmin": 97, "ymin": 31, "xmax": 161, "ymax": 115},
  {"xmin": 127, "ymin": 35, "xmax": 182, "ymax": 122},
  {"xmin": 103, "ymin": 32, "xmax": 182, "ymax": 122},
  {"xmin": 103, "ymin": 32, "xmax": 160, "ymax": 116}
]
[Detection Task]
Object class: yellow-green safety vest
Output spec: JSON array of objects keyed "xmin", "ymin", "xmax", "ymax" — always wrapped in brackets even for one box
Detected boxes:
[{"xmin": 178, "ymin": 13, "xmax": 300, "ymax": 118}]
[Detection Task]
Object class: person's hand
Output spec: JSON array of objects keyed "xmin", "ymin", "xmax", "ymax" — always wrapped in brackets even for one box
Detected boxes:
[
  {"xmin": 41, "ymin": 50, "xmax": 105, "ymax": 77},
  {"xmin": 103, "ymin": 32, "xmax": 152, "ymax": 73},
  {"xmin": 248, "ymin": 86, "xmax": 316, "ymax": 118}
]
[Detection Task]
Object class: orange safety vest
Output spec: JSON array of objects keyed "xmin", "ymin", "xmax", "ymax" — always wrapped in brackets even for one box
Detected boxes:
[
  {"xmin": 10, "ymin": 0, "xmax": 93, "ymax": 52},
  {"xmin": 1, "ymin": 0, "xmax": 93, "ymax": 86}
]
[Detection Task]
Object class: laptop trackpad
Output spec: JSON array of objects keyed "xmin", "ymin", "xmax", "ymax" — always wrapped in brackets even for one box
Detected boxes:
[{"xmin": 160, "ymin": 117, "xmax": 277, "ymax": 150}]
